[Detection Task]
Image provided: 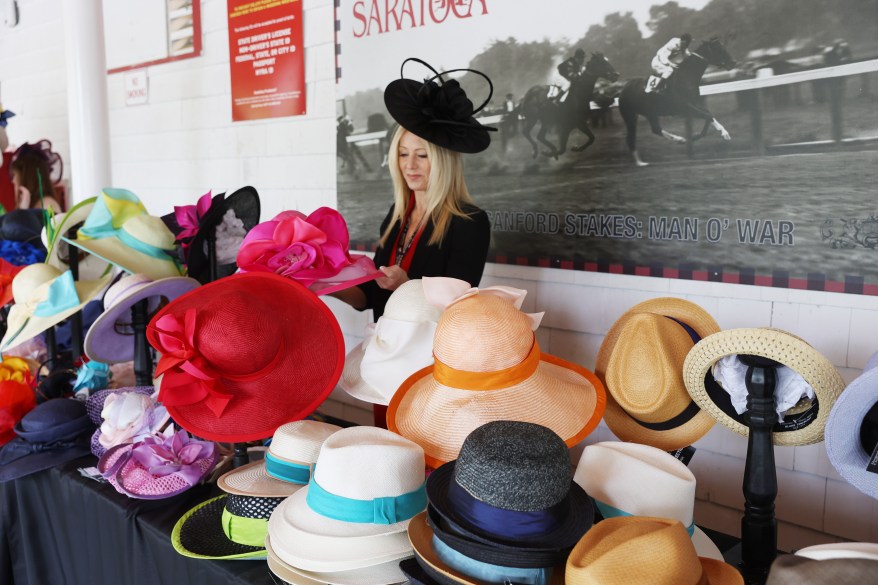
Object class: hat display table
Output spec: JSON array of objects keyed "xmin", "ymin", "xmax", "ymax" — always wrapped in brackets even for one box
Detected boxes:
[{"xmin": 0, "ymin": 454, "xmax": 274, "ymax": 585}]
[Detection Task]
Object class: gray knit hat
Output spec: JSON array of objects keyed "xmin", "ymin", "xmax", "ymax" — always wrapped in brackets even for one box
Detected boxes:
[{"xmin": 426, "ymin": 420, "xmax": 593, "ymax": 551}]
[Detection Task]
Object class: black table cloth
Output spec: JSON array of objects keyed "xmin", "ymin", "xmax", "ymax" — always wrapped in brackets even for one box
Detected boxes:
[{"xmin": 0, "ymin": 454, "xmax": 275, "ymax": 585}]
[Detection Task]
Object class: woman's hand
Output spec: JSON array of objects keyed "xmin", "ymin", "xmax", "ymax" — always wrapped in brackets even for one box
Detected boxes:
[{"xmin": 376, "ymin": 265, "xmax": 409, "ymax": 291}]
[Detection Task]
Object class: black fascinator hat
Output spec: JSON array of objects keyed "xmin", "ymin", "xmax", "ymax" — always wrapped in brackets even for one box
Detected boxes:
[{"xmin": 384, "ymin": 58, "xmax": 497, "ymax": 154}]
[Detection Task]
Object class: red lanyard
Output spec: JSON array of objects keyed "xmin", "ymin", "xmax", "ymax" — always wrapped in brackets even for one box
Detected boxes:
[{"xmin": 391, "ymin": 194, "xmax": 427, "ymax": 272}]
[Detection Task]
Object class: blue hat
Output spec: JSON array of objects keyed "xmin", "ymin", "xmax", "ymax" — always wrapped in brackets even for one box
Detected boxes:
[{"xmin": 0, "ymin": 398, "xmax": 95, "ymax": 482}]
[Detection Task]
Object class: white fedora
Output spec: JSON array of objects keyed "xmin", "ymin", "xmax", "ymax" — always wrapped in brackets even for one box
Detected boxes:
[
  {"xmin": 266, "ymin": 426, "xmax": 426, "ymax": 572},
  {"xmin": 341, "ymin": 279, "xmax": 440, "ymax": 406},
  {"xmin": 825, "ymin": 350, "xmax": 878, "ymax": 499},
  {"xmin": 171, "ymin": 419, "xmax": 341, "ymax": 561},
  {"xmin": 266, "ymin": 535, "xmax": 408, "ymax": 585},
  {"xmin": 573, "ymin": 441, "xmax": 723, "ymax": 561},
  {"xmin": 221, "ymin": 419, "xmax": 342, "ymax": 497}
]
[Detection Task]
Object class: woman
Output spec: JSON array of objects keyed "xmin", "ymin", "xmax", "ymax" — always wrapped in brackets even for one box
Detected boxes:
[
  {"xmin": 334, "ymin": 58, "xmax": 494, "ymax": 320},
  {"xmin": 9, "ymin": 141, "xmax": 63, "ymax": 213}
]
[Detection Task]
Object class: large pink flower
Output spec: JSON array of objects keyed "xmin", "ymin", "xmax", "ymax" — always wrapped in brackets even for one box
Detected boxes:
[{"xmin": 236, "ymin": 208, "xmax": 357, "ymax": 287}]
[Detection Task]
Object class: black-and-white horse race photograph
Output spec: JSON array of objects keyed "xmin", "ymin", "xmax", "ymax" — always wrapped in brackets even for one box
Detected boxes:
[{"xmin": 336, "ymin": 0, "xmax": 878, "ymax": 293}]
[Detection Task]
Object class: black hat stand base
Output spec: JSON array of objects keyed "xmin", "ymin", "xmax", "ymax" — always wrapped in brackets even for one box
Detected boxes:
[
  {"xmin": 65, "ymin": 226, "xmax": 84, "ymax": 363},
  {"xmin": 738, "ymin": 354, "xmax": 780, "ymax": 585},
  {"xmin": 132, "ymin": 299, "xmax": 153, "ymax": 387}
]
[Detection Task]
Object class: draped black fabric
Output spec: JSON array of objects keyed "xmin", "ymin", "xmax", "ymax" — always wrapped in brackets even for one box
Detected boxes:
[{"xmin": 0, "ymin": 455, "xmax": 274, "ymax": 585}]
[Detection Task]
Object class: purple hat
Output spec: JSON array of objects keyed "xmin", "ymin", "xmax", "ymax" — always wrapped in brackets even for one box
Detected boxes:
[
  {"xmin": 84, "ymin": 273, "xmax": 200, "ymax": 364},
  {"xmin": 97, "ymin": 429, "xmax": 218, "ymax": 499},
  {"xmin": 0, "ymin": 398, "xmax": 95, "ymax": 482},
  {"xmin": 85, "ymin": 387, "xmax": 170, "ymax": 458}
]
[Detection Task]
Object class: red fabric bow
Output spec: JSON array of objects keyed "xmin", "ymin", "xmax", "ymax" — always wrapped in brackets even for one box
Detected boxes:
[{"xmin": 150, "ymin": 309, "xmax": 233, "ymax": 417}]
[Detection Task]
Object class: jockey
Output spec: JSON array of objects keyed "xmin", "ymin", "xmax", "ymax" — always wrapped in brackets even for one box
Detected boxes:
[
  {"xmin": 647, "ymin": 33, "xmax": 692, "ymax": 93},
  {"xmin": 556, "ymin": 48, "xmax": 586, "ymax": 102}
]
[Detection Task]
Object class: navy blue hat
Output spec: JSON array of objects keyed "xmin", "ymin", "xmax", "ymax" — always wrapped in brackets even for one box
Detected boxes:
[
  {"xmin": 0, "ymin": 209, "xmax": 46, "ymax": 244},
  {"xmin": 0, "ymin": 398, "xmax": 95, "ymax": 482}
]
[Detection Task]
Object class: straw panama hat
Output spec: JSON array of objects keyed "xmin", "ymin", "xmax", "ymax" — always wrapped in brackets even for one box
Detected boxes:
[
  {"xmin": 595, "ymin": 298, "xmax": 720, "ymax": 451},
  {"xmin": 266, "ymin": 426, "xmax": 426, "ymax": 573},
  {"xmin": 825, "ymin": 350, "xmax": 878, "ymax": 499},
  {"xmin": 0, "ymin": 264, "xmax": 111, "ymax": 351},
  {"xmin": 84, "ymin": 273, "xmax": 200, "ymax": 364},
  {"xmin": 388, "ymin": 281, "xmax": 605, "ymax": 469},
  {"xmin": 341, "ymin": 279, "xmax": 440, "ymax": 405},
  {"xmin": 566, "ymin": 516, "xmax": 743, "ymax": 585},
  {"xmin": 683, "ymin": 328, "xmax": 845, "ymax": 446},
  {"xmin": 42, "ymin": 198, "xmax": 111, "ymax": 280},
  {"xmin": 573, "ymin": 441, "xmax": 723, "ymax": 561},
  {"xmin": 64, "ymin": 188, "xmax": 183, "ymax": 280},
  {"xmin": 265, "ymin": 535, "xmax": 409, "ymax": 585}
]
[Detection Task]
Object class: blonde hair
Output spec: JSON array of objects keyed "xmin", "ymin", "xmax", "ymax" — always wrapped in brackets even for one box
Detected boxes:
[{"xmin": 379, "ymin": 126, "xmax": 475, "ymax": 247}]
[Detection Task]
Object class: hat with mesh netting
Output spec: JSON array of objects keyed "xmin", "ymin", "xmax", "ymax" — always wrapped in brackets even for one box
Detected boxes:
[
  {"xmin": 97, "ymin": 428, "xmax": 218, "ymax": 499},
  {"xmin": 146, "ymin": 272, "xmax": 345, "ymax": 442}
]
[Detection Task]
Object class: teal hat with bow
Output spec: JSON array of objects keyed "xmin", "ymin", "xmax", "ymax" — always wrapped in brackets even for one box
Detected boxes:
[{"xmin": 62, "ymin": 188, "xmax": 183, "ymax": 280}]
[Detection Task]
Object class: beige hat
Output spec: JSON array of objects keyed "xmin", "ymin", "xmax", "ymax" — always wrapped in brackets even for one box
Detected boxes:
[
  {"xmin": 63, "ymin": 189, "xmax": 183, "ymax": 280},
  {"xmin": 566, "ymin": 516, "xmax": 743, "ymax": 585},
  {"xmin": 42, "ymin": 197, "xmax": 111, "ymax": 280},
  {"xmin": 683, "ymin": 328, "xmax": 845, "ymax": 446},
  {"xmin": 596, "ymin": 298, "xmax": 720, "ymax": 451},
  {"xmin": 1, "ymin": 264, "xmax": 111, "ymax": 351},
  {"xmin": 766, "ymin": 554, "xmax": 878, "ymax": 585},
  {"xmin": 574, "ymin": 441, "xmax": 723, "ymax": 561},
  {"xmin": 388, "ymin": 277, "xmax": 606, "ymax": 469}
]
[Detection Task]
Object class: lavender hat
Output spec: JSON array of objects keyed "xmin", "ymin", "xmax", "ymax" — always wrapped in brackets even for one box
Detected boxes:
[
  {"xmin": 826, "ymin": 351, "xmax": 878, "ymax": 499},
  {"xmin": 84, "ymin": 273, "xmax": 200, "ymax": 364},
  {"xmin": 0, "ymin": 398, "xmax": 95, "ymax": 482}
]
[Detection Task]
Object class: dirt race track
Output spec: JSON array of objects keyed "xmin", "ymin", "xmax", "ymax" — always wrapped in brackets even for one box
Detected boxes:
[{"xmin": 338, "ymin": 83, "xmax": 878, "ymax": 285}]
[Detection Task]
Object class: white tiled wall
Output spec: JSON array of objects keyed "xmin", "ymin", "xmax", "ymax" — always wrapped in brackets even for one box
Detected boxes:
[
  {"xmin": 2, "ymin": 0, "xmax": 877, "ymax": 553},
  {"xmin": 327, "ymin": 263, "xmax": 878, "ymax": 551}
]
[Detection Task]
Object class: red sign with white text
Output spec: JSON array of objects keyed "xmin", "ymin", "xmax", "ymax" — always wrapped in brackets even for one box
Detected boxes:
[{"xmin": 227, "ymin": 0, "xmax": 305, "ymax": 121}]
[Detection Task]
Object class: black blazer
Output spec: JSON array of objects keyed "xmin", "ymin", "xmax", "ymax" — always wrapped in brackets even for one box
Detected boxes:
[{"xmin": 358, "ymin": 203, "xmax": 491, "ymax": 320}]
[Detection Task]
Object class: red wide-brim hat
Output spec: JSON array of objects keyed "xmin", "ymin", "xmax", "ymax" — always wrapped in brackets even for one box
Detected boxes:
[{"xmin": 146, "ymin": 272, "xmax": 344, "ymax": 442}]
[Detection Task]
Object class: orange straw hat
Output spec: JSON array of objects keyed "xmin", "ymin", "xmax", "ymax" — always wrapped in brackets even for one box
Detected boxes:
[
  {"xmin": 388, "ymin": 277, "xmax": 606, "ymax": 469},
  {"xmin": 566, "ymin": 516, "xmax": 743, "ymax": 585},
  {"xmin": 595, "ymin": 298, "xmax": 720, "ymax": 451}
]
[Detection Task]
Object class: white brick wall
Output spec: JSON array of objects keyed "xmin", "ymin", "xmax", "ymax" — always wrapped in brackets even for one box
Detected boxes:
[{"xmin": 2, "ymin": 0, "xmax": 877, "ymax": 552}]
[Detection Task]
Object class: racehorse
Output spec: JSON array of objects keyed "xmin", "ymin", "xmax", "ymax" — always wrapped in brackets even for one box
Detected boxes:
[
  {"xmin": 618, "ymin": 38, "xmax": 736, "ymax": 166},
  {"xmin": 520, "ymin": 52, "xmax": 620, "ymax": 159}
]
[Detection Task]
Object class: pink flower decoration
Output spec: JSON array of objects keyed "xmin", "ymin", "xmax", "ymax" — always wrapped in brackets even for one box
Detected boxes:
[
  {"xmin": 131, "ymin": 429, "xmax": 216, "ymax": 483},
  {"xmin": 173, "ymin": 191, "xmax": 214, "ymax": 241},
  {"xmin": 236, "ymin": 208, "xmax": 359, "ymax": 288}
]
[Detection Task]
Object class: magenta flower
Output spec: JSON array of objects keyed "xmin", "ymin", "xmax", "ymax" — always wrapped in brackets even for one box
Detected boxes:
[
  {"xmin": 236, "ymin": 208, "xmax": 358, "ymax": 287},
  {"xmin": 173, "ymin": 191, "xmax": 214, "ymax": 241}
]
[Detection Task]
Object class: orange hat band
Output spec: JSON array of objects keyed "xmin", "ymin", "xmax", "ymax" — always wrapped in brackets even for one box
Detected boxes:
[{"xmin": 433, "ymin": 338, "xmax": 540, "ymax": 391}]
